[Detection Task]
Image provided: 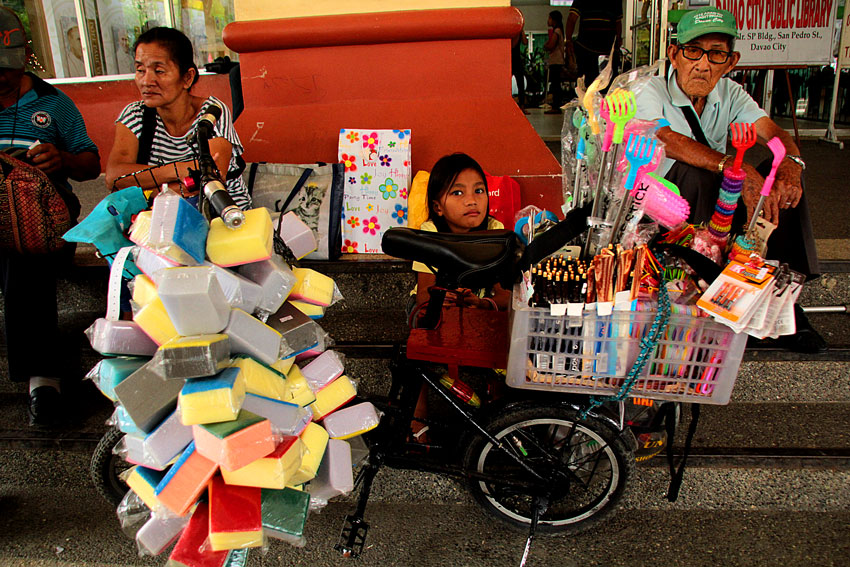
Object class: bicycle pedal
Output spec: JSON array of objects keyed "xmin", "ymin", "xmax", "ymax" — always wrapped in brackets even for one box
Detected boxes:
[{"xmin": 334, "ymin": 514, "xmax": 369, "ymax": 558}]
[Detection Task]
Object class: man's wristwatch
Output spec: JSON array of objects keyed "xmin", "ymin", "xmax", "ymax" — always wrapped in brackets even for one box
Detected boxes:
[{"xmin": 785, "ymin": 155, "xmax": 806, "ymax": 170}]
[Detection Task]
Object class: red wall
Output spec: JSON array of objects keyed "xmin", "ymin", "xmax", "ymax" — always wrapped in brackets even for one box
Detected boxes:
[{"xmin": 58, "ymin": 75, "xmax": 232, "ymax": 172}]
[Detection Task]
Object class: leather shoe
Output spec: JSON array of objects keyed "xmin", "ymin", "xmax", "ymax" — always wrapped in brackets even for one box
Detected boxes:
[{"xmin": 28, "ymin": 386, "xmax": 63, "ymax": 427}]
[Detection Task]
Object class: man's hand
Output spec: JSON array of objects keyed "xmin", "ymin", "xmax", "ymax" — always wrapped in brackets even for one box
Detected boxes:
[
  {"xmin": 773, "ymin": 159, "xmax": 803, "ymax": 210},
  {"xmin": 26, "ymin": 143, "xmax": 62, "ymax": 175}
]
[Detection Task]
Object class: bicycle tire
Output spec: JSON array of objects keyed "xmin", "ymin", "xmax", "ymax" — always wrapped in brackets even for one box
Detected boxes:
[
  {"xmin": 462, "ymin": 402, "xmax": 633, "ymax": 534},
  {"xmin": 90, "ymin": 427, "xmax": 131, "ymax": 507}
]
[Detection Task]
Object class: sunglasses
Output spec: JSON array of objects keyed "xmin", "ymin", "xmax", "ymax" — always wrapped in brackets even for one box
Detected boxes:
[{"xmin": 678, "ymin": 45, "xmax": 733, "ymax": 64}]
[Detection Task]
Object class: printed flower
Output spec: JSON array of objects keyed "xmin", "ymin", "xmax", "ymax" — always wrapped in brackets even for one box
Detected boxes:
[
  {"xmin": 387, "ymin": 141, "xmax": 396, "ymax": 148},
  {"xmin": 379, "ymin": 154, "xmax": 392, "ymax": 167},
  {"xmin": 348, "ymin": 176, "xmax": 356, "ymax": 184},
  {"xmin": 362, "ymin": 131, "xmax": 379, "ymax": 150},
  {"xmin": 360, "ymin": 173, "xmax": 372, "ymax": 185},
  {"xmin": 399, "ymin": 186, "xmax": 408, "ymax": 199},
  {"xmin": 363, "ymin": 216, "xmax": 381, "ymax": 235},
  {"xmin": 366, "ymin": 203, "xmax": 374, "ymax": 212},
  {"xmin": 342, "ymin": 239, "xmax": 358, "ymax": 253},
  {"xmin": 347, "ymin": 216, "xmax": 360, "ymax": 228},
  {"xmin": 393, "ymin": 204, "xmax": 407, "ymax": 224},
  {"xmin": 345, "ymin": 131, "xmax": 360, "ymax": 143},
  {"xmin": 393, "ymin": 129, "xmax": 410, "ymax": 140},
  {"xmin": 341, "ymin": 153, "xmax": 357, "ymax": 172},
  {"xmin": 379, "ymin": 178, "xmax": 398, "ymax": 200}
]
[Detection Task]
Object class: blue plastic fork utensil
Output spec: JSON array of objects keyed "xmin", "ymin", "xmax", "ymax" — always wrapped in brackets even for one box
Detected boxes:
[{"xmin": 605, "ymin": 133, "xmax": 657, "ymax": 247}]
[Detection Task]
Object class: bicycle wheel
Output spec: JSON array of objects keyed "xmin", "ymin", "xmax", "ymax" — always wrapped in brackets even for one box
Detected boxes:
[
  {"xmin": 90, "ymin": 427, "xmax": 131, "ymax": 507},
  {"xmin": 463, "ymin": 402, "xmax": 633, "ymax": 534}
]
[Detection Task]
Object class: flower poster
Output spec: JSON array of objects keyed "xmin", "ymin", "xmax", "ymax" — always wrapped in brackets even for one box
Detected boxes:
[{"xmin": 338, "ymin": 129, "xmax": 411, "ymax": 254}]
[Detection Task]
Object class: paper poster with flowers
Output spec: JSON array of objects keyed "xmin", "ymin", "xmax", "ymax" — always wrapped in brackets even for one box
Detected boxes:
[{"xmin": 338, "ymin": 128, "xmax": 411, "ymax": 254}]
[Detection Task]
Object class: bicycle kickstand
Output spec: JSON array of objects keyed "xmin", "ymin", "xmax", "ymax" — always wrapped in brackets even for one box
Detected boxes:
[
  {"xmin": 334, "ymin": 457, "xmax": 381, "ymax": 558},
  {"xmin": 519, "ymin": 496, "xmax": 549, "ymax": 567}
]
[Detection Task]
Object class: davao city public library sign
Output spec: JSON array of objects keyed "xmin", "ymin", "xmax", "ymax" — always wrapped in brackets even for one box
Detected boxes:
[{"xmin": 714, "ymin": 0, "xmax": 839, "ymax": 66}]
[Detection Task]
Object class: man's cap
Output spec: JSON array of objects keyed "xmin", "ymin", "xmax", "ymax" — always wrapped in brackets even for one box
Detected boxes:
[
  {"xmin": 677, "ymin": 7, "xmax": 737, "ymax": 44},
  {"xmin": 0, "ymin": 7, "xmax": 27, "ymax": 70}
]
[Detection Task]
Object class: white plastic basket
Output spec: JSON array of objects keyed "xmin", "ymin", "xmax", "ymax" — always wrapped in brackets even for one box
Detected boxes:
[{"xmin": 505, "ymin": 305, "xmax": 747, "ymax": 405}]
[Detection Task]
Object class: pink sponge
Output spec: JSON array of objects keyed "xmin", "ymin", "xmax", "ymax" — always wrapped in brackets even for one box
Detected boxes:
[{"xmin": 192, "ymin": 410, "xmax": 276, "ymax": 472}]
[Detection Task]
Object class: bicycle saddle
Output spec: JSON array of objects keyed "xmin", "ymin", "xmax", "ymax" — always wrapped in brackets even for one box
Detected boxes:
[{"xmin": 382, "ymin": 228, "xmax": 521, "ymax": 289}]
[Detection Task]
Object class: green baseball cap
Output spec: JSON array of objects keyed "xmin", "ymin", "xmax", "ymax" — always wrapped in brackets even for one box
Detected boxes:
[
  {"xmin": 676, "ymin": 7, "xmax": 738, "ymax": 44},
  {"xmin": 0, "ymin": 7, "xmax": 27, "ymax": 69}
]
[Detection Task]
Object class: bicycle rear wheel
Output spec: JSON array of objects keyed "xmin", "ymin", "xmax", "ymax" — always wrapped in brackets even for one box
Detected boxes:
[
  {"xmin": 90, "ymin": 427, "xmax": 131, "ymax": 507},
  {"xmin": 463, "ymin": 403, "xmax": 633, "ymax": 534}
]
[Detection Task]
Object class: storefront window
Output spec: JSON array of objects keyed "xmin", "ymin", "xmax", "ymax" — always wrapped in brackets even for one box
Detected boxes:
[{"xmin": 1, "ymin": 0, "xmax": 236, "ymax": 80}]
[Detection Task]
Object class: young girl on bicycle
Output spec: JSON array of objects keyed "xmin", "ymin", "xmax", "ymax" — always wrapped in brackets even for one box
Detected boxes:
[{"xmin": 412, "ymin": 153, "xmax": 511, "ymax": 312}]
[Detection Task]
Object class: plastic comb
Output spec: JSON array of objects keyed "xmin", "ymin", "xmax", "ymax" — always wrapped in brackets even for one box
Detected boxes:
[{"xmin": 730, "ymin": 122, "xmax": 756, "ymax": 172}]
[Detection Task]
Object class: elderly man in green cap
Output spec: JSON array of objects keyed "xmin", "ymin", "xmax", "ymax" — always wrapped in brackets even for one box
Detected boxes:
[{"xmin": 635, "ymin": 6, "xmax": 823, "ymax": 352}]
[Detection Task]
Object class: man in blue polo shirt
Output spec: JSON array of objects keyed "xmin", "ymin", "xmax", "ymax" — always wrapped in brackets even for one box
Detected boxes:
[
  {"xmin": 0, "ymin": 7, "xmax": 101, "ymax": 425},
  {"xmin": 635, "ymin": 6, "xmax": 823, "ymax": 353}
]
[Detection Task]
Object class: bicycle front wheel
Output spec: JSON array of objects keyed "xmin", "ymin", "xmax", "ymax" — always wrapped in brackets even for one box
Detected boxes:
[{"xmin": 463, "ymin": 403, "xmax": 633, "ymax": 534}]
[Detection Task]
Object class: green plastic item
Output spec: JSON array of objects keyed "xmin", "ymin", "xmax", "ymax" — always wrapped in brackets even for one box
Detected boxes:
[
  {"xmin": 261, "ymin": 487, "xmax": 310, "ymax": 543},
  {"xmin": 607, "ymin": 90, "xmax": 636, "ymax": 145},
  {"xmin": 646, "ymin": 172, "xmax": 681, "ymax": 196}
]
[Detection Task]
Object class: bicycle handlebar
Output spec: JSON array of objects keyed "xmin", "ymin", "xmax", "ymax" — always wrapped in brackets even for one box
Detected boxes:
[{"xmin": 194, "ymin": 102, "xmax": 245, "ymax": 229}]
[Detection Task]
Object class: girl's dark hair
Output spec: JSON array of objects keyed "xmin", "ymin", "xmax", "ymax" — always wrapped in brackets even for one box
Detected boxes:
[
  {"xmin": 426, "ymin": 153, "xmax": 490, "ymax": 233},
  {"xmin": 549, "ymin": 10, "xmax": 564, "ymax": 33},
  {"xmin": 133, "ymin": 27, "xmax": 199, "ymax": 87}
]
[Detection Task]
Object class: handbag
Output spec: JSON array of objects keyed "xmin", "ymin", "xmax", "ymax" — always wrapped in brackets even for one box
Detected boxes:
[
  {"xmin": 244, "ymin": 162, "xmax": 344, "ymax": 260},
  {"xmin": 0, "ymin": 151, "xmax": 77, "ymax": 254}
]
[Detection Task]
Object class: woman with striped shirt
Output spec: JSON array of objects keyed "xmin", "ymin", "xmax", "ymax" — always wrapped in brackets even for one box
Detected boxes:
[{"xmin": 105, "ymin": 27, "xmax": 251, "ymax": 209}]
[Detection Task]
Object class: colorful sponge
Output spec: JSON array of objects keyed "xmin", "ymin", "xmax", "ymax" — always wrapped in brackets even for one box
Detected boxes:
[
  {"xmin": 144, "ymin": 409, "xmax": 194, "ymax": 470},
  {"xmin": 267, "ymin": 302, "xmax": 318, "ymax": 358},
  {"xmin": 129, "ymin": 209, "xmax": 152, "ymax": 246},
  {"xmin": 288, "ymin": 300, "xmax": 325, "ymax": 320},
  {"xmin": 179, "ymin": 367, "xmax": 246, "ymax": 426},
  {"xmin": 290, "ymin": 421, "xmax": 329, "ymax": 485},
  {"xmin": 220, "ymin": 435, "xmax": 303, "ymax": 489},
  {"xmin": 308, "ymin": 438, "xmax": 354, "ymax": 505},
  {"xmin": 206, "ymin": 262, "xmax": 263, "ymax": 314},
  {"xmin": 309, "ymin": 375, "xmax": 357, "ymax": 421},
  {"xmin": 224, "ymin": 308, "xmax": 282, "ymax": 366},
  {"xmin": 134, "ymin": 297, "xmax": 180, "ymax": 347},
  {"xmin": 301, "ymin": 350, "xmax": 344, "ymax": 393},
  {"xmin": 113, "ymin": 360, "xmax": 184, "ymax": 433},
  {"xmin": 135, "ymin": 509, "xmax": 191, "ymax": 556},
  {"xmin": 241, "ymin": 393, "xmax": 312, "ymax": 436},
  {"xmin": 126, "ymin": 465, "xmax": 167, "ymax": 510},
  {"xmin": 157, "ymin": 266, "xmax": 231, "ymax": 336},
  {"xmin": 208, "ymin": 475, "xmax": 264, "ymax": 551},
  {"xmin": 133, "ymin": 246, "xmax": 179, "ymax": 280},
  {"xmin": 283, "ymin": 365, "xmax": 316, "ymax": 407},
  {"xmin": 155, "ymin": 441, "xmax": 218, "ymax": 517},
  {"xmin": 230, "ymin": 355, "xmax": 287, "ymax": 400},
  {"xmin": 322, "ymin": 402, "xmax": 380, "ymax": 440},
  {"xmin": 148, "ymin": 190, "xmax": 208, "ymax": 265},
  {"xmin": 131, "ymin": 274, "xmax": 158, "ymax": 307},
  {"xmin": 290, "ymin": 267, "xmax": 335, "ymax": 306},
  {"xmin": 270, "ymin": 355, "xmax": 295, "ymax": 376},
  {"xmin": 193, "ymin": 410, "xmax": 276, "ymax": 472},
  {"xmin": 275, "ymin": 211, "xmax": 317, "ymax": 259},
  {"xmin": 85, "ymin": 318, "xmax": 158, "ymax": 357},
  {"xmin": 206, "ymin": 207, "xmax": 273, "ymax": 267},
  {"xmin": 167, "ymin": 501, "xmax": 230, "ymax": 566},
  {"xmin": 87, "ymin": 356, "xmax": 148, "ymax": 401},
  {"xmin": 237, "ymin": 254, "xmax": 297, "ymax": 314},
  {"xmin": 261, "ymin": 487, "xmax": 310, "ymax": 545},
  {"xmin": 153, "ymin": 334, "xmax": 231, "ymax": 380}
]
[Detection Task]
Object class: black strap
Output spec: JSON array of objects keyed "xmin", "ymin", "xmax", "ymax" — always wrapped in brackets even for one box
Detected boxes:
[
  {"xmin": 137, "ymin": 105, "xmax": 157, "ymax": 164},
  {"xmin": 246, "ymin": 162, "xmax": 260, "ymax": 196},
  {"xmin": 680, "ymin": 105, "xmax": 710, "ymax": 148},
  {"xmin": 279, "ymin": 168, "xmax": 314, "ymax": 213},
  {"xmin": 517, "ymin": 201, "xmax": 592, "ymax": 272},
  {"xmin": 664, "ymin": 403, "xmax": 701, "ymax": 502}
]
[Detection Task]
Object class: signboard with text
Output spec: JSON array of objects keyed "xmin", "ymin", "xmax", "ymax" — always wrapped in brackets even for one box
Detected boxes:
[
  {"xmin": 839, "ymin": 6, "xmax": 850, "ymax": 68},
  {"xmin": 714, "ymin": 0, "xmax": 838, "ymax": 67}
]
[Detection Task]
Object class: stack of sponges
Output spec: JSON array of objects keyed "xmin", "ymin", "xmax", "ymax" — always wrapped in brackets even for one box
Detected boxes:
[{"xmin": 80, "ymin": 191, "xmax": 372, "ymax": 565}]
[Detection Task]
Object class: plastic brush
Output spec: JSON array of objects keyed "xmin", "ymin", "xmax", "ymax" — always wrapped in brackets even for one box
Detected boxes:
[
  {"xmin": 730, "ymin": 122, "xmax": 757, "ymax": 173},
  {"xmin": 606, "ymin": 133, "xmax": 656, "ymax": 246},
  {"xmin": 600, "ymin": 90, "xmax": 637, "ymax": 206},
  {"xmin": 746, "ymin": 136, "xmax": 786, "ymax": 235}
]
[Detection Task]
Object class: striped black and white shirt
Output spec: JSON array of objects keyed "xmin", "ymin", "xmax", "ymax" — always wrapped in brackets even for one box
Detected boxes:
[{"xmin": 116, "ymin": 96, "xmax": 251, "ymax": 209}]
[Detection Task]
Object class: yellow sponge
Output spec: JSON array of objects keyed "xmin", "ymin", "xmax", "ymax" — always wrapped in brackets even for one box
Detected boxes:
[
  {"xmin": 271, "ymin": 355, "xmax": 296, "ymax": 375},
  {"xmin": 309, "ymin": 375, "xmax": 357, "ymax": 420},
  {"xmin": 290, "ymin": 268, "xmax": 335, "ymax": 307},
  {"xmin": 179, "ymin": 367, "xmax": 246, "ymax": 425},
  {"xmin": 206, "ymin": 208, "xmax": 273, "ymax": 267},
  {"xmin": 129, "ymin": 210, "xmax": 152, "ymax": 246},
  {"xmin": 126, "ymin": 466, "xmax": 166, "ymax": 511},
  {"xmin": 131, "ymin": 274, "xmax": 158, "ymax": 307},
  {"xmin": 230, "ymin": 355, "xmax": 287, "ymax": 400},
  {"xmin": 289, "ymin": 300, "xmax": 325, "ymax": 320},
  {"xmin": 220, "ymin": 435, "xmax": 303, "ymax": 489},
  {"xmin": 289, "ymin": 422, "xmax": 328, "ymax": 485},
  {"xmin": 133, "ymin": 297, "xmax": 179, "ymax": 346},
  {"xmin": 283, "ymin": 365, "xmax": 316, "ymax": 407}
]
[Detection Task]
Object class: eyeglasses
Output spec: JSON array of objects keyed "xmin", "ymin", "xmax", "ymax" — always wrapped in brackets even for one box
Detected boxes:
[{"xmin": 678, "ymin": 45, "xmax": 732, "ymax": 64}]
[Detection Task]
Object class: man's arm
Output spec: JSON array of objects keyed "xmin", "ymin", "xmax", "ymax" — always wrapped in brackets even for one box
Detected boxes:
[
  {"xmin": 27, "ymin": 143, "xmax": 100, "ymax": 181},
  {"xmin": 753, "ymin": 115, "xmax": 803, "ymax": 211}
]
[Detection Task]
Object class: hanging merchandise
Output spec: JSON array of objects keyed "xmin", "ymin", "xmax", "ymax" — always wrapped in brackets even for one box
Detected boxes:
[{"xmin": 338, "ymin": 129, "xmax": 412, "ymax": 254}]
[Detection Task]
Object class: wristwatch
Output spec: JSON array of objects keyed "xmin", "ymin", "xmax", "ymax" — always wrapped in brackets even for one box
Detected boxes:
[{"xmin": 785, "ymin": 155, "xmax": 806, "ymax": 170}]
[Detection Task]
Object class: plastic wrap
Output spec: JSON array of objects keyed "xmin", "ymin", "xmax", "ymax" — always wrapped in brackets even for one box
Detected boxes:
[
  {"xmin": 116, "ymin": 431, "xmax": 149, "ymax": 467},
  {"xmin": 86, "ymin": 356, "xmax": 148, "ymax": 401},
  {"xmin": 288, "ymin": 300, "xmax": 326, "ymax": 320},
  {"xmin": 205, "ymin": 262, "xmax": 263, "ymax": 314},
  {"xmin": 273, "ymin": 211, "xmax": 318, "ymax": 260},
  {"xmin": 178, "ymin": 367, "xmax": 247, "ymax": 426},
  {"xmin": 224, "ymin": 308, "xmax": 282, "ymax": 366},
  {"xmin": 309, "ymin": 375, "xmax": 357, "ymax": 421},
  {"xmin": 85, "ymin": 318, "xmax": 159, "ymax": 357},
  {"xmin": 290, "ymin": 422, "xmax": 329, "ymax": 485},
  {"xmin": 167, "ymin": 501, "xmax": 231, "ymax": 566},
  {"xmin": 156, "ymin": 266, "xmax": 231, "ymax": 336},
  {"xmin": 242, "ymin": 393, "xmax": 312, "ymax": 436},
  {"xmin": 608, "ymin": 60, "xmax": 664, "ymax": 101},
  {"xmin": 152, "ymin": 334, "xmax": 231, "ymax": 380},
  {"xmin": 237, "ymin": 254, "xmax": 297, "ymax": 314},
  {"xmin": 136, "ymin": 507, "xmax": 191, "ymax": 556},
  {"xmin": 308, "ymin": 438, "xmax": 354, "ymax": 509},
  {"xmin": 231, "ymin": 355, "xmax": 288, "ymax": 400},
  {"xmin": 321, "ymin": 402, "xmax": 381, "ymax": 440},
  {"xmin": 116, "ymin": 486, "xmax": 151, "ymax": 537},
  {"xmin": 110, "ymin": 405, "xmax": 143, "ymax": 435},
  {"xmin": 300, "ymin": 350, "xmax": 345, "ymax": 393},
  {"xmin": 130, "ymin": 274, "xmax": 158, "ymax": 308},
  {"xmin": 282, "ymin": 366, "xmax": 316, "ymax": 407},
  {"xmin": 208, "ymin": 475, "xmax": 265, "ymax": 551},
  {"xmin": 220, "ymin": 434, "xmax": 304, "ymax": 489},
  {"xmin": 192, "ymin": 410, "xmax": 277, "ymax": 472},
  {"xmin": 113, "ymin": 360, "xmax": 184, "ymax": 433},
  {"xmin": 124, "ymin": 465, "xmax": 167, "ymax": 512},
  {"xmin": 148, "ymin": 189, "xmax": 208, "ymax": 266},
  {"xmin": 132, "ymin": 245, "xmax": 180, "ymax": 279},
  {"xmin": 132, "ymin": 297, "xmax": 180, "ymax": 347},
  {"xmin": 261, "ymin": 487, "xmax": 309, "ymax": 547},
  {"xmin": 128, "ymin": 210, "xmax": 152, "ymax": 246},
  {"xmin": 293, "ymin": 323, "xmax": 332, "ymax": 362},
  {"xmin": 288, "ymin": 268, "xmax": 336, "ymax": 307},
  {"xmin": 144, "ymin": 409, "xmax": 194, "ymax": 470},
  {"xmin": 266, "ymin": 302, "xmax": 321, "ymax": 359}
]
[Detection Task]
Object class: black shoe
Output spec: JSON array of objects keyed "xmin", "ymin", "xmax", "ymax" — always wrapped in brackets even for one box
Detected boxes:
[{"xmin": 28, "ymin": 386, "xmax": 64, "ymax": 427}]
